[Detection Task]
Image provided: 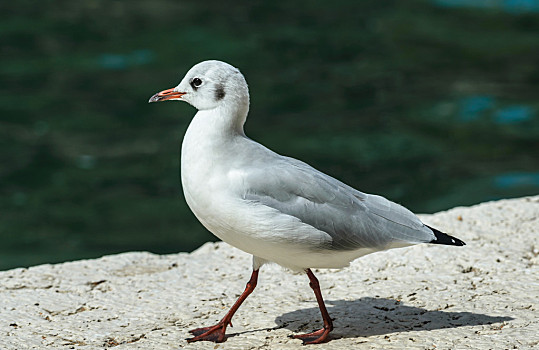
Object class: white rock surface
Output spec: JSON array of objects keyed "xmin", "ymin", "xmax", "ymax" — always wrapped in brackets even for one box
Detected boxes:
[{"xmin": 1, "ymin": 196, "xmax": 538, "ymax": 349}]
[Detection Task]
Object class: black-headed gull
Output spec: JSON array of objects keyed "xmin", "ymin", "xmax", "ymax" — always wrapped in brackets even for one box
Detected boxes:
[{"xmin": 149, "ymin": 60, "xmax": 465, "ymax": 344}]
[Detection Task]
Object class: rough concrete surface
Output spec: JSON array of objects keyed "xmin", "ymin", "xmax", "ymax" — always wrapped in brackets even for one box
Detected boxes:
[{"xmin": 1, "ymin": 196, "xmax": 538, "ymax": 349}]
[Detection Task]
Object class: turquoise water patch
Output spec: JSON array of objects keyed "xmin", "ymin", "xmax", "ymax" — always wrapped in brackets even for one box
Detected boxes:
[
  {"xmin": 494, "ymin": 105, "xmax": 533, "ymax": 124},
  {"xmin": 494, "ymin": 172, "xmax": 539, "ymax": 188},
  {"xmin": 457, "ymin": 95, "xmax": 535, "ymax": 124},
  {"xmin": 459, "ymin": 95, "xmax": 494, "ymax": 121},
  {"xmin": 434, "ymin": 0, "xmax": 539, "ymax": 13},
  {"xmin": 98, "ymin": 49, "xmax": 155, "ymax": 70}
]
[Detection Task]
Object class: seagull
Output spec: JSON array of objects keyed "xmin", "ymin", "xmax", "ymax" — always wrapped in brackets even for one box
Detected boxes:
[{"xmin": 149, "ymin": 60, "xmax": 465, "ymax": 345}]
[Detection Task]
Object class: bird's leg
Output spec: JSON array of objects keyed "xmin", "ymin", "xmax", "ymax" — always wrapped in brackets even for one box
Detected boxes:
[
  {"xmin": 292, "ymin": 268, "xmax": 333, "ymax": 345},
  {"xmin": 187, "ymin": 269, "xmax": 259, "ymax": 343}
]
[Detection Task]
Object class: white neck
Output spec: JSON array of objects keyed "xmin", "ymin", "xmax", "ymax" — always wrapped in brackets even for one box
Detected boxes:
[{"xmin": 180, "ymin": 103, "xmax": 248, "ymax": 181}]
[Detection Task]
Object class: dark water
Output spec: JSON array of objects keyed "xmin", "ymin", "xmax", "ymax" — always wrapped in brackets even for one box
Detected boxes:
[{"xmin": 1, "ymin": 0, "xmax": 538, "ymax": 270}]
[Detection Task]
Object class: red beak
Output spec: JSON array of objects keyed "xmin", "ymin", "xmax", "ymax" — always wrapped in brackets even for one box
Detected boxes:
[{"xmin": 148, "ymin": 88, "xmax": 186, "ymax": 103}]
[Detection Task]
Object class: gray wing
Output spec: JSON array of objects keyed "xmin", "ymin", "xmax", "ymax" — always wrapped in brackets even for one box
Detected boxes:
[{"xmin": 241, "ymin": 156, "xmax": 435, "ymax": 251}]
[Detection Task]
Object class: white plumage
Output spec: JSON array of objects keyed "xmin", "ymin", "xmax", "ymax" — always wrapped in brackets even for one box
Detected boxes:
[{"xmin": 149, "ymin": 60, "xmax": 465, "ymax": 344}]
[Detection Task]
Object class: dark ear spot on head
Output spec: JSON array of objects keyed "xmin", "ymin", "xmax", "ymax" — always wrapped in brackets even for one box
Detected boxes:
[{"xmin": 215, "ymin": 85, "xmax": 226, "ymax": 101}]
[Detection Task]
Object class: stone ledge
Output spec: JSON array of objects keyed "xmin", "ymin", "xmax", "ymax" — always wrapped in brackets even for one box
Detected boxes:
[{"xmin": 1, "ymin": 196, "xmax": 538, "ymax": 349}]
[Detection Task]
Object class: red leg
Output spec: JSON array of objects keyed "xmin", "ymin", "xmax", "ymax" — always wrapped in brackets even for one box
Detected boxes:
[
  {"xmin": 187, "ymin": 269, "xmax": 259, "ymax": 343},
  {"xmin": 292, "ymin": 269, "xmax": 333, "ymax": 344}
]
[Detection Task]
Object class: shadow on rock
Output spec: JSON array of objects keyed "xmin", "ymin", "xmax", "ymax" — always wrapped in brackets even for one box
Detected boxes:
[{"xmin": 275, "ymin": 297, "xmax": 513, "ymax": 339}]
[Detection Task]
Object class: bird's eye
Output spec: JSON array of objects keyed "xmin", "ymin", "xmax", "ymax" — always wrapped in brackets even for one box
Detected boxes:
[{"xmin": 191, "ymin": 78, "xmax": 203, "ymax": 89}]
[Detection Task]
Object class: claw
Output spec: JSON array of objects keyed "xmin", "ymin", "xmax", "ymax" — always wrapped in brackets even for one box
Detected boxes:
[
  {"xmin": 292, "ymin": 327, "xmax": 331, "ymax": 345},
  {"xmin": 187, "ymin": 323, "xmax": 227, "ymax": 343}
]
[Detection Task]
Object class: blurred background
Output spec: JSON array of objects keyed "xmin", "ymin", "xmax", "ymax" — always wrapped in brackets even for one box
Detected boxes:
[{"xmin": 1, "ymin": 0, "xmax": 538, "ymax": 270}]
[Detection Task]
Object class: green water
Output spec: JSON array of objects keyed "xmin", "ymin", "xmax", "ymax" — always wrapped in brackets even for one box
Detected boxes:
[{"xmin": 1, "ymin": 0, "xmax": 538, "ymax": 270}]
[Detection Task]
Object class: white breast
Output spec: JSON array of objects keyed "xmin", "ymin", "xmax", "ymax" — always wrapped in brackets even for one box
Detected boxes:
[{"xmin": 180, "ymin": 113, "xmax": 380, "ymax": 270}]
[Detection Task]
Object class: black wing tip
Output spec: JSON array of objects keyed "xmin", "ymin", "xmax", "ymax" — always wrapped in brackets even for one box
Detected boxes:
[{"xmin": 426, "ymin": 225, "xmax": 466, "ymax": 246}]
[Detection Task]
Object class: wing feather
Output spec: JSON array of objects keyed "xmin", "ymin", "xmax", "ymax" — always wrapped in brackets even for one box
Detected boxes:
[{"xmin": 240, "ymin": 156, "xmax": 434, "ymax": 250}]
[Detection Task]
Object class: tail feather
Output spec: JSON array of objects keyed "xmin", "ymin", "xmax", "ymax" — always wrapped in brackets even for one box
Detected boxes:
[{"xmin": 426, "ymin": 225, "xmax": 466, "ymax": 246}]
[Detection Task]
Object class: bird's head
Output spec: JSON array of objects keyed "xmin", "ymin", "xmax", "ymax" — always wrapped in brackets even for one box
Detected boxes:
[{"xmin": 149, "ymin": 60, "xmax": 249, "ymax": 112}]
